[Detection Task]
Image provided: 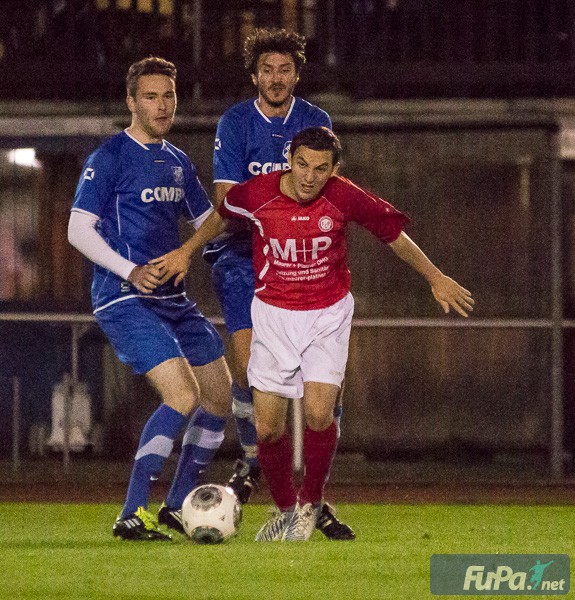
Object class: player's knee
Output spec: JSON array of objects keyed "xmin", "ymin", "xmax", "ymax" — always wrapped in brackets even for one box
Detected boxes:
[
  {"xmin": 306, "ymin": 413, "xmax": 334, "ymax": 432},
  {"xmin": 163, "ymin": 396, "xmax": 198, "ymax": 417},
  {"xmin": 230, "ymin": 364, "xmax": 249, "ymax": 389},
  {"xmin": 256, "ymin": 422, "xmax": 284, "ymax": 444},
  {"xmin": 229, "ymin": 340, "xmax": 251, "ymax": 388},
  {"xmin": 201, "ymin": 392, "xmax": 232, "ymax": 418},
  {"xmin": 232, "ymin": 373, "xmax": 249, "ymax": 390}
]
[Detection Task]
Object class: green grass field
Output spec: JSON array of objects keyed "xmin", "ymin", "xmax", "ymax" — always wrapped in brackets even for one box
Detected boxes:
[{"xmin": 1, "ymin": 503, "xmax": 572, "ymax": 600}]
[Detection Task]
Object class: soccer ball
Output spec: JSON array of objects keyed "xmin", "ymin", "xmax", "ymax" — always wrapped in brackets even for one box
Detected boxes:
[{"xmin": 181, "ymin": 484, "xmax": 242, "ymax": 544}]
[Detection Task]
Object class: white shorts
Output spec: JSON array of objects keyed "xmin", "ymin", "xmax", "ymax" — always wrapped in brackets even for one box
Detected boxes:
[{"xmin": 248, "ymin": 293, "xmax": 354, "ymax": 399}]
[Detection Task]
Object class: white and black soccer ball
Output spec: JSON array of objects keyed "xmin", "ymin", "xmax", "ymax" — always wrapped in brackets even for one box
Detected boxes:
[{"xmin": 181, "ymin": 484, "xmax": 242, "ymax": 544}]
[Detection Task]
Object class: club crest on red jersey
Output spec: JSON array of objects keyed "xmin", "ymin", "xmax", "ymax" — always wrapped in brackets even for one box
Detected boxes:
[{"xmin": 318, "ymin": 216, "xmax": 333, "ymax": 232}]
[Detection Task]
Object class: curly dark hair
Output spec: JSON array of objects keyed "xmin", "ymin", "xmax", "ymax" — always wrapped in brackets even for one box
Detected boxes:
[
  {"xmin": 126, "ymin": 56, "xmax": 176, "ymax": 98},
  {"xmin": 243, "ymin": 28, "xmax": 306, "ymax": 74}
]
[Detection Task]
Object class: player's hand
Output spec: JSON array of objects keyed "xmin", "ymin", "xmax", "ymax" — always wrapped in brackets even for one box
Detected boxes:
[
  {"xmin": 430, "ymin": 274, "xmax": 475, "ymax": 318},
  {"xmin": 149, "ymin": 248, "xmax": 191, "ymax": 287},
  {"xmin": 127, "ymin": 264, "xmax": 162, "ymax": 294}
]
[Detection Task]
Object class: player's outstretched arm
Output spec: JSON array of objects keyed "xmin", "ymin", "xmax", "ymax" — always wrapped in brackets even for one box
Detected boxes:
[
  {"xmin": 388, "ymin": 232, "xmax": 475, "ymax": 318},
  {"xmin": 150, "ymin": 210, "xmax": 228, "ymax": 287},
  {"xmin": 429, "ymin": 275, "xmax": 474, "ymax": 318}
]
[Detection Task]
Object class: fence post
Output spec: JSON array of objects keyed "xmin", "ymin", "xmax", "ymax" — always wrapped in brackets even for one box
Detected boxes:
[
  {"xmin": 12, "ymin": 376, "xmax": 21, "ymax": 474},
  {"xmin": 292, "ymin": 399, "xmax": 304, "ymax": 472}
]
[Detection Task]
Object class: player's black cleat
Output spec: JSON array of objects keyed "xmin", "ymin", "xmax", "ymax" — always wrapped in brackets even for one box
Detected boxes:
[
  {"xmin": 226, "ymin": 459, "xmax": 261, "ymax": 504},
  {"xmin": 158, "ymin": 502, "xmax": 185, "ymax": 535},
  {"xmin": 315, "ymin": 502, "xmax": 356, "ymax": 541},
  {"xmin": 113, "ymin": 507, "xmax": 172, "ymax": 541}
]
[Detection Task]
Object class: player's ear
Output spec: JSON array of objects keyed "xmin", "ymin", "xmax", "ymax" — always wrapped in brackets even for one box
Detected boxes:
[
  {"xmin": 126, "ymin": 93, "xmax": 135, "ymax": 113},
  {"xmin": 251, "ymin": 73, "xmax": 258, "ymax": 87},
  {"xmin": 331, "ymin": 161, "xmax": 340, "ymax": 176}
]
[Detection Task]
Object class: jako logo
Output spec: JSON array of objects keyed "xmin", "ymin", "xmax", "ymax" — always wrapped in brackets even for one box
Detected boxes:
[
  {"xmin": 248, "ymin": 161, "xmax": 290, "ymax": 175},
  {"xmin": 464, "ymin": 562, "xmax": 566, "ymax": 593},
  {"xmin": 141, "ymin": 187, "xmax": 184, "ymax": 203},
  {"xmin": 270, "ymin": 237, "xmax": 331, "ymax": 261}
]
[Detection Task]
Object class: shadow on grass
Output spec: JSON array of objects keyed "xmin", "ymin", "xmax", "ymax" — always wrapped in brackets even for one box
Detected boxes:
[{"xmin": 0, "ymin": 539, "xmax": 191, "ymax": 550}]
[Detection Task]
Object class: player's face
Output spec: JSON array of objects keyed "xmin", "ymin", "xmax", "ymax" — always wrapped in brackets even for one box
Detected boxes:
[
  {"xmin": 251, "ymin": 52, "xmax": 299, "ymax": 111},
  {"xmin": 287, "ymin": 146, "xmax": 337, "ymax": 203},
  {"xmin": 127, "ymin": 74, "xmax": 176, "ymax": 143}
]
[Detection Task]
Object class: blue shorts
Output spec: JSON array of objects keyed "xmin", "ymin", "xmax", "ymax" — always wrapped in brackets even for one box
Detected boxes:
[
  {"xmin": 211, "ymin": 249, "xmax": 255, "ymax": 335},
  {"xmin": 95, "ymin": 296, "xmax": 224, "ymax": 375}
]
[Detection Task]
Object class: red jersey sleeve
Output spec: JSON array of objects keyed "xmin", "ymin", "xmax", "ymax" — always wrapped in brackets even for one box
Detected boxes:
[
  {"xmin": 217, "ymin": 179, "xmax": 251, "ymax": 221},
  {"xmin": 334, "ymin": 176, "xmax": 409, "ymax": 243}
]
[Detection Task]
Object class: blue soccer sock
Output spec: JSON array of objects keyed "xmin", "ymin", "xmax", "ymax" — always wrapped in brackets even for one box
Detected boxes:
[
  {"xmin": 120, "ymin": 403, "xmax": 186, "ymax": 519},
  {"xmin": 333, "ymin": 403, "xmax": 343, "ymax": 439},
  {"xmin": 166, "ymin": 406, "xmax": 227, "ymax": 509},
  {"xmin": 231, "ymin": 382, "xmax": 259, "ymax": 468}
]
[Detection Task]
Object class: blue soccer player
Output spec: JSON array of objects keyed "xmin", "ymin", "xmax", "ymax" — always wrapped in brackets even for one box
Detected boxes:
[
  {"xmin": 68, "ymin": 57, "xmax": 232, "ymax": 541},
  {"xmin": 153, "ymin": 28, "xmax": 354, "ymax": 540}
]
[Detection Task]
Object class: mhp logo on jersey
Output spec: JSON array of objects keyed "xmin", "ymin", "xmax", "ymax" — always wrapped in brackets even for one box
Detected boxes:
[
  {"xmin": 430, "ymin": 554, "xmax": 569, "ymax": 595},
  {"xmin": 270, "ymin": 237, "xmax": 331, "ymax": 262},
  {"xmin": 140, "ymin": 187, "xmax": 184, "ymax": 203}
]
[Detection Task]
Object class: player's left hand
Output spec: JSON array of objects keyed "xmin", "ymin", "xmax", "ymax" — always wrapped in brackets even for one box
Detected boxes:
[
  {"xmin": 431, "ymin": 275, "xmax": 475, "ymax": 318},
  {"xmin": 149, "ymin": 248, "xmax": 191, "ymax": 287}
]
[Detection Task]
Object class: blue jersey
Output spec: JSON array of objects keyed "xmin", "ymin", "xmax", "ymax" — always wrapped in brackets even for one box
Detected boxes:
[
  {"xmin": 72, "ymin": 131, "xmax": 212, "ymax": 312},
  {"xmin": 205, "ymin": 96, "xmax": 332, "ymax": 259}
]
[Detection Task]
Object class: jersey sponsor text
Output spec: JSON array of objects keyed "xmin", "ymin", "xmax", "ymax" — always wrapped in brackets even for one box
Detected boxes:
[
  {"xmin": 248, "ymin": 161, "xmax": 290, "ymax": 176},
  {"xmin": 269, "ymin": 236, "xmax": 332, "ymax": 262},
  {"xmin": 141, "ymin": 187, "xmax": 184, "ymax": 203}
]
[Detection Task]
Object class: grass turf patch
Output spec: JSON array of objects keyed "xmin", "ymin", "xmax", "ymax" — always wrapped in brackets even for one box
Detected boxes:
[{"xmin": 1, "ymin": 503, "xmax": 572, "ymax": 600}]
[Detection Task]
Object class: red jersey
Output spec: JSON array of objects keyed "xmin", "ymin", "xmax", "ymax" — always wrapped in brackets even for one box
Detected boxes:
[{"xmin": 219, "ymin": 171, "xmax": 409, "ymax": 310}]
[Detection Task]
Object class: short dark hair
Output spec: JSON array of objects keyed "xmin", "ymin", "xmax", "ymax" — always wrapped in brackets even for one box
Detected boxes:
[
  {"xmin": 243, "ymin": 28, "xmax": 306, "ymax": 75},
  {"xmin": 290, "ymin": 127, "xmax": 342, "ymax": 165},
  {"xmin": 126, "ymin": 56, "xmax": 177, "ymax": 98}
]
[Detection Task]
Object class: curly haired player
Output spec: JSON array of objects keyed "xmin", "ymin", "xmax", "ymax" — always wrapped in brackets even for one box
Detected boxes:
[{"xmin": 202, "ymin": 27, "xmax": 353, "ymax": 539}]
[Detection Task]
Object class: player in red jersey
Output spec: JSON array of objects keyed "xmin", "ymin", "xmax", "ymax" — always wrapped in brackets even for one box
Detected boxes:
[{"xmin": 151, "ymin": 126, "xmax": 474, "ymax": 541}]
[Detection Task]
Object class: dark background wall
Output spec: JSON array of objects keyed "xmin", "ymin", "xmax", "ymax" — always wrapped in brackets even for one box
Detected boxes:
[{"xmin": 0, "ymin": 0, "xmax": 573, "ymax": 469}]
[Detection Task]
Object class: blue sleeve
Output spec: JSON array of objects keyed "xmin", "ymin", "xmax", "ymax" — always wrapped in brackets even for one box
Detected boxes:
[
  {"xmin": 181, "ymin": 159, "xmax": 213, "ymax": 222},
  {"xmin": 313, "ymin": 108, "xmax": 332, "ymax": 130},
  {"xmin": 213, "ymin": 110, "xmax": 245, "ymax": 183},
  {"xmin": 72, "ymin": 148, "xmax": 117, "ymax": 217}
]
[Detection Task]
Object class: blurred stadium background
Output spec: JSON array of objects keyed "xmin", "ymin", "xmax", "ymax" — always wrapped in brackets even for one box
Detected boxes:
[{"xmin": 1, "ymin": 0, "xmax": 575, "ymax": 486}]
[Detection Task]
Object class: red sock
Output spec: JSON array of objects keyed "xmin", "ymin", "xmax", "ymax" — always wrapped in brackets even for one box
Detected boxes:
[
  {"xmin": 299, "ymin": 421, "xmax": 338, "ymax": 506},
  {"xmin": 257, "ymin": 431, "xmax": 297, "ymax": 511}
]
